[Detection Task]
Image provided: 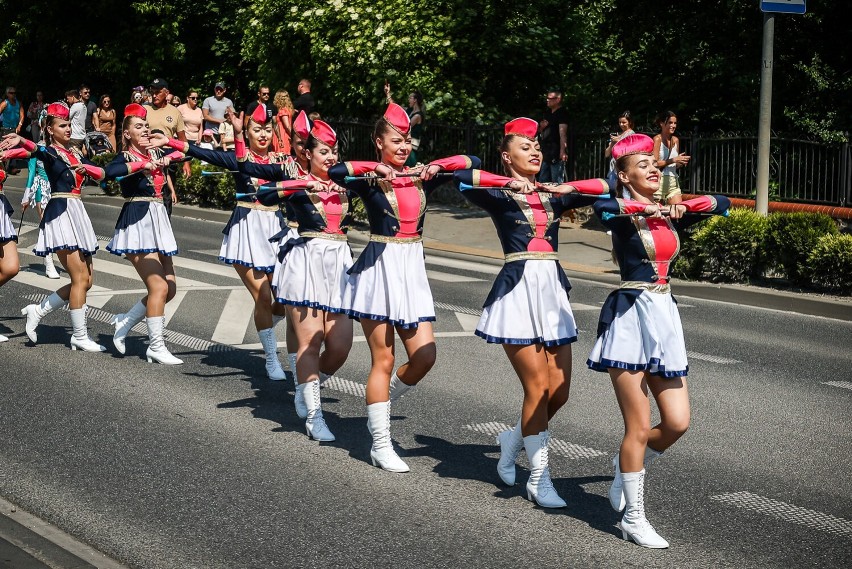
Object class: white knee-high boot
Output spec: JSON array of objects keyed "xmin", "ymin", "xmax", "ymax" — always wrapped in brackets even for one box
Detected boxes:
[
  {"xmin": 111, "ymin": 300, "xmax": 146, "ymax": 355},
  {"xmin": 523, "ymin": 430, "xmax": 567, "ymax": 508},
  {"xmin": 44, "ymin": 253, "xmax": 60, "ymax": 279},
  {"xmin": 366, "ymin": 401, "xmax": 409, "ymax": 473},
  {"xmin": 145, "ymin": 316, "xmax": 183, "ymax": 365},
  {"xmin": 620, "ymin": 469, "xmax": 669, "ymax": 548},
  {"xmin": 496, "ymin": 418, "xmax": 523, "ymax": 486},
  {"xmin": 258, "ymin": 328, "xmax": 286, "ymax": 380},
  {"xmin": 610, "ymin": 446, "xmax": 664, "ymax": 512},
  {"xmin": 21, "ymin": 292, "xmax": 67, "ymax": 343},
  {"xmin": 300, "ymin": 379, "xmax": 335, "ymax": 441},
  {"xmin": 69, "ymin": 307, "xmax": 106, "ymax": 352},
  {"xmin": 388, "ymin": 371, "xmax": 414, "ymax": 402}
]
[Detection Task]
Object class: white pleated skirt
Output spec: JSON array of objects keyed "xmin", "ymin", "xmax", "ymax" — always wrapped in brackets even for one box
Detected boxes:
[
  {"xmin": 220, "ymin": 207, "xmax": 282, "ymax": 273},
  {"xmin": 107, "ymin": 201, "xmax": 178, "ymax": 256},
  {"xmin": 273, "ymin": 237, "xmax": 353, "ymax": 313},
  {"xmin": 0, "ymin": 198, "xmax": 16, "ymax": 243},
  {"xmin": 344, "ymin": 241, "xmax": 435, "ymax": 329},
  {"xmin": 587, "ymin": 290, "xmax": 688, "ymax": 377},
  {"xmin": 34, "ymin": 198, "xmax": 98, "ymax": 257},
  {"xmin": 477, "ymin": 260, "xmax": 578, "ymax": 346}
]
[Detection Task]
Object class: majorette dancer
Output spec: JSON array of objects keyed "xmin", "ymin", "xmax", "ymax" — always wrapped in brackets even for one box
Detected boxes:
[
  {"xmin": 328, "ymin": 103, "xmax": 480, "ymax": 472},
  {"xmin": 244, "ymin": 116, "xmax": 352, "ymax": 442},
  {"xmin": 104, "ymin": 103, "xmax": 187, "ymax": 364},
  {"xmin": 1, "ymin": 104, "xmax": 106, "ymax": 351},
  {"xmin": 0, "ymin": 163, "xmax": 20, "ymax": 341},
  {"xmin": 149, "ymin": 105, "xmax": 298, "ymax": 379},
  {"xmin": 587, "ymin": 133, "xmax": 729, "ymax": 548},
  {"xmin": 452, "ymin": 117, "xmax": 610, "ymax": 508}
]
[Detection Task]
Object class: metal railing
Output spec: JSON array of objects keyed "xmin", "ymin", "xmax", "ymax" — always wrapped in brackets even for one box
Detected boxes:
[{"xmin": 329, "ymin": 119, "xmax": 852, "ymax": 207}]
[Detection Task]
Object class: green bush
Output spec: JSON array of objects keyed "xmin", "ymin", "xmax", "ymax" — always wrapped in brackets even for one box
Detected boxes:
[
  {"xmin": 691, "ymin": 207, "xmax": 769, "ymax": 282},
  {"xmin": 670, "ymin": 225, "xmax": 702, "ymax": 279},
  {"xmin": 175, "ymin": 160, "xmax": 235, "ymax": 210},
  {"xmin": 807, "ymin": 233, "xmax": 852, "ymax": 294},
  {"xmin": 764, "ymin": 212, "xmax": 839, "ymax": 284}
]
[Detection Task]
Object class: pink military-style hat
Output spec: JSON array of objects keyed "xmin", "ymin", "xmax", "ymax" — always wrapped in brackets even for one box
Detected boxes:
[
  {"xmin": 504, "ymin": 117, "xmax": 538, "ymax": 140},
  {"xmin": 383, "ymin": 103, "xmax": 410, "ymax": 136},
  {"xmin": 293, "ymin": 111, "xmax": 311, "ymax": 141},
  {"xmin": 46, "ymin": 103, "xmax": 70, "ymax": 121},
  {"xmin": 612, "ymin": 133, "xmax": 655, "ymax": 160},
  {"xmin": 310, "ymin": 120, "xmax": 337, "ymax": 147}
]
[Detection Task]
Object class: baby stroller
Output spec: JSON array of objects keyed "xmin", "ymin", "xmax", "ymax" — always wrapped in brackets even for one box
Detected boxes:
[{"xmin": 84, "ymin": 131, "xmax": 113, "ymax": 156}]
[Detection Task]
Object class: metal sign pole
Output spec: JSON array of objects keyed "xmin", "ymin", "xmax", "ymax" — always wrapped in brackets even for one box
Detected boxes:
[{"xmin": 755, "ymin": 11, "xmax": 775, "ymax": 215}]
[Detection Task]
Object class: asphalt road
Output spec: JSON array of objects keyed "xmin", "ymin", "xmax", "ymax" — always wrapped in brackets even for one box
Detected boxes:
[{"xmin": 0, "ymin": 182, "xmax": 850, "ymax": 568}]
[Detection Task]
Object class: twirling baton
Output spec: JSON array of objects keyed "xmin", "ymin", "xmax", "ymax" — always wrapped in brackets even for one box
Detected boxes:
[
  {"xmin": 600, "ymin": 210, "xmax": 729, "ymax": 221},
  {"xmin": 17, "ymin": 208, "xmax": 25, "ymax": 233},
  {"xmin": 457, "ymin": 182, "xmax": 609, "ymax": 198},
  {"xmin": 343, "ymin": 172, "xmax": 452, "ymax": 184},
  {"xmin": 202, "ymin": 170, "xmax": 239, "ymax": 176}
]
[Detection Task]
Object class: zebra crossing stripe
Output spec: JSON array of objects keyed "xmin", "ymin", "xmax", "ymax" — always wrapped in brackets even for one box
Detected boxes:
[
  {"xmin": 687, "ymin": 351, "xmax": 741, "ymax": 364},
  {"xmin": 321, "ymin": 375, "xmax": 367, "ymax": 398},
  {"xmin": 22, "ymin": 293, "xmax": 235, "ymax": 353},
  {"xmin": 710, "ymin": 491, "xmax": 852, "ymax": 537},
  {"xmin": 464, "ymin": 423, "xmax": 606, "ymax": 460},
  {"xmin": 434, "ymin": 301, "xmax": 482, "ymax": 316}
]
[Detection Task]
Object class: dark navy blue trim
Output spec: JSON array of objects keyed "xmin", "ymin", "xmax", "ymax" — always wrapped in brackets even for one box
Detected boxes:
[
  {"xmin": 0, "ymin": 236, "xmax": 18, "ymax": 243},
  {"xmin": 107, "ymin": 246, "xmax": 178, "ymax": 256},
  {"xmin": 274, "ymin": 298, "xmax": 349, "ymax": 314},
  {"xmin": 475, "ymin": 330, "xmax": 578, "ymax": 347},
  {"xmin": 344, "ymin": 308, "xmax": 435, "ymax": 329},
  {"xmin": 218, "ymin": 257, "xmax": 275, "ymax": 273},
  {"xmin": 34, "ymin": 244, "xmax": 98, "ymax": 257},
  {"xmin": 586, "ymin": 357, "xmax": 688, "ymax": 378}
]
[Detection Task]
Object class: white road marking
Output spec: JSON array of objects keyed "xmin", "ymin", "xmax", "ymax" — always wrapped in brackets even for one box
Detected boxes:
[
  {"xmin": 13, "ymin": 269, "xmax": 111, "ymax": 293},
  {"xmin": 92, "ymin": 256, "xmax": 212, "ymax": 289},
  {"xmin": 189, "ymin": 248, "xmax": 222, "ymax": 257},
  {"xmin": 464, "ymin": 422, "xmax": 606, "ymax": 460},
  {"xmin": 455, "ymin": 311, "xmax": 480, "ymax": 332},
  {"xmin": 425, "ymin": 254, "xmax": 501, "ymax": 275},
  {"xmin": 687, "ymin": 351, "xmax": 742, "ymax": 364},
  {"xmin": 570, "ymin": 302, "xmax": 599, "ymax": 311},
  {"xmin": 163, "ymin": 291, "xmax": 187, "ymax": 327},
  {"xmin": 171, "ymin": 255, "xmax": 241, "ymax": 279},
  {"xmin": 211, "ymin": 288, "xmax": 255, "ymax": 345},
  {"xmin": 322, "ymin": 375, "xmax": 366, "ymax": 398},
  {"xmin": 426, "ymin": 269, "xmax": 482, "ymax": 283},
  {"xmin": 710, "ymin": 491, "xmax": 852, "ymax": 537},
  {"xmin": 822, "ymin": 381, "xmax": 852, "ymax": 391},
  {"xmin": 434, "ymin": 301, "xmax": 482, "ymax": 316}
]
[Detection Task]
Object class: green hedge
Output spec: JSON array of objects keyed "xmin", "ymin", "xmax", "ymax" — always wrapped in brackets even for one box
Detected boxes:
[
  {"xmin": 808, "ymin": 234, "xmax": 852, "ymax": 293},
  {"xmin": 763, "ymin": 212, "xmax": 838, "ymax": 284},
  {"xmin": 690, "ymin": 208, "xmax": 769, "ymax": 282}
]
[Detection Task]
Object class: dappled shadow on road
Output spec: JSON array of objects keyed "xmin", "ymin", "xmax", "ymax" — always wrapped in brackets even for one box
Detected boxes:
[
  {"xmin": 407, "ymin": 434, "xmax": 501, "ymax": 487},
  {"xmin": 542, "ymin": 474, "xmax": 621, "ymax": 538}
]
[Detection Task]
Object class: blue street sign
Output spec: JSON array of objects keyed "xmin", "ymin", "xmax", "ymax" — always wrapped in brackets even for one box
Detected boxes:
[{"xmin": 761, "ymin": 0, "xmax": 806, "ymax": 14}]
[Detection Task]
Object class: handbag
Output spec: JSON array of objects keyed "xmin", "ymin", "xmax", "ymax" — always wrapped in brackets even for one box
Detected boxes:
[{"xmin": 411, "ymin": 137, "xmax": 421, "ymax": 151}]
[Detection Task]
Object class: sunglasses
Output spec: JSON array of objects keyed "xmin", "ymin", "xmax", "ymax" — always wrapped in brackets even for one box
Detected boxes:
[{"xmin": 187, "ymin": 96, "xmax": 198, "ymax": 100}]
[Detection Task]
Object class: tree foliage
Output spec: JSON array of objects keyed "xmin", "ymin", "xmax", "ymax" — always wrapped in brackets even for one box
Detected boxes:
[{"xmin": 0, "ymin": 1, "xmax": 847, "ymax": 140}]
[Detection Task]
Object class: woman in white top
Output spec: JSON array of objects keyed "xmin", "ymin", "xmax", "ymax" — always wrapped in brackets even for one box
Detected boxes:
[{"xmin": 652, "ymin": 111, "xmax": 689, "ymax": 204}]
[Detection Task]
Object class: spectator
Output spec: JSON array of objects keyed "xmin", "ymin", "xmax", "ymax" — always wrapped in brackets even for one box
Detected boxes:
[
  {"xmin": 272, "ymin": 89, "xmax": 294, "ymax": 154},
  {"xmin": 66, "ymin": 90, "xmax": 87, "ymax": 153},
  {"xmin": 293, "ymin": 79, "xmax": 315, "ymax": 114},
  {"xmin": 604, "ymin": 110, "xmax": 636, "ymax": 191},
  {"xmin": 245, "ymin": 84, "xmax": 280, "ymax": 143},
  {"xmin": 537, "ymin": 89, "xmax": 568, "ymax": 184},
  {"xmin": 146, "ymin": 78, "xmax": 189, "ymax": 214},
  {"xmin": 79, "ymin": 84, "xmax": 97, "ymax": 132},
  {"xmin": 218, "ymin": 107, "xmax": 235, "ymax": 150},
  {"xmin": 130, "ymin": 86, "xmax": 144, "ymax": 105},
  {"xmin": 177, "ymin": 89, "xmax": 203, "ymax": 144},
  {"xmin": 652, "ymin": 110, "xmax": 689, "ymax": 205},
  {"xmin": 92, "ymin": 94, "xmax": 117, "ymax": 153},
  {"xmin": 0, "ymin": 86, "xmax": 25, "ymax": 172},
  {"xmin": 26, "ymin": 91, "xmax": 46, "ymax": 142},
  {"xmin": 170, "ymin": 95, "xmax": 181, "ymax": 107},
  {"xmin": 202, "ymin": 81, "xmax": 233, "ymax": 134},
  {"xmin": 198, "ymin": 129, "xmax": 218, "ymax": 151}
]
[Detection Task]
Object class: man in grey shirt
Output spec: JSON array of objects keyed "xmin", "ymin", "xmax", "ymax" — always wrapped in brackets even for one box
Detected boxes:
[
  {"xmin": 66, "ymin": 89, "xmax": 87, "ymax": 152},
  {"xmin": 202, "ymin": 81, "xmax": 233, "ymax": 136}
]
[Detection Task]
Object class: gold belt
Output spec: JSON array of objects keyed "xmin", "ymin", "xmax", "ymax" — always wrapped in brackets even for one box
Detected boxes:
[
  {"xmin": 504, "ymin": 251, "xmax": 559, "ymax": 263},
  {"xmin": 620, "ymin": 281, "xmax": 671, "ymax": 294},
  {"xmin": 124, "ymin": 196, "xmax": 163, "ymax": 203},
  {"xmin": 51, "ymin": 192, "xmax": 81, "ymax": 199},
  {"xmin": 236, "ymin": 201, "xmax": 280, "ymax": 212},
  {"xmin": 300, "ymin": 231, "xmax": 348, "ymax": 242},
  {"xmin": 369, "ymin": 234, "xmax": 422, "ymax": 244}
]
